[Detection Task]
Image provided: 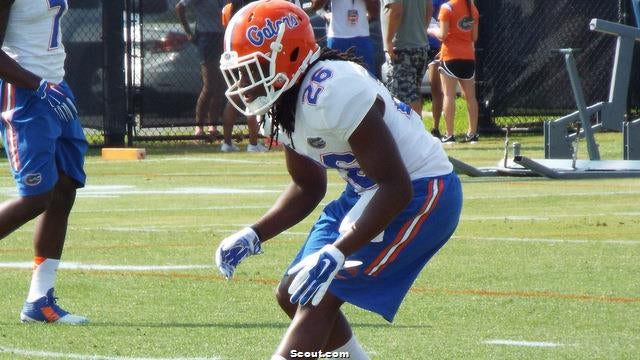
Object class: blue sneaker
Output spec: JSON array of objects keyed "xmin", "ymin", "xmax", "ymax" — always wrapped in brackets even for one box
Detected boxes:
[{"xmin": 20, "ymin": 288, "xmax": 88, "ymax": 324}]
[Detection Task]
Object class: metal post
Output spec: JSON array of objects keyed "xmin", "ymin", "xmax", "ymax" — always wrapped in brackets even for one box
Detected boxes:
[
  {"xmin": 624, "ymin": 119, "xmax": 640, "ymax": 160},
  {"xmin": 103, "ymin": 0, "xmax": 127, "ymax": 147},
  {"xmin": 559, "ymin": 49, "xmax": 600, "ymax": 160},
  {"xmin": 589, "ymin": 19, "xmax": 640, "ymax": 130},
  {"xmin": 632, "ymin": 0, "xmax": 640, "ymax": 27}
]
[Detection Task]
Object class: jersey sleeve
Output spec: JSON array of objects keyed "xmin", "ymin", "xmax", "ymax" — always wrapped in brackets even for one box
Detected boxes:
[
  {"xmin": 303, "ymin": 69, "xmax": 379, "ymax": 141},
  {"xmin": 438, "ymin": 3, "xmax": 451, "ymax": 22}
]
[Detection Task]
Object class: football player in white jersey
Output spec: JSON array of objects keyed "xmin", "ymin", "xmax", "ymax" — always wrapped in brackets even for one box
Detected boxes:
[
  {"xmin": 0, "ymin": 0, "xmax": 88, "ymax": 324},
  {"xmin": 214, "ymin": 1, "xmax": 462, "ymax": 358}
]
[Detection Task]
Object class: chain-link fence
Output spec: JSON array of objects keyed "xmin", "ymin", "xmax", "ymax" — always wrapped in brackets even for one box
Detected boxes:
[
  {"xmin": 476, "ymin": 0, "xmax": 640, "ymax": 128},
  {"xmin": 63, "ymin": 0, "xmax": 106, "ymax": 144},
  {"xmin": 59, "ymin": 0, "xmax": 640, "ymax": 145}
]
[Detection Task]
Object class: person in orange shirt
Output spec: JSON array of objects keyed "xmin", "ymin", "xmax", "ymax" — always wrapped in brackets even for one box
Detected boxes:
[{"xmin": 428, "ymin": 0, "xmax": 479, "ymax": 143}]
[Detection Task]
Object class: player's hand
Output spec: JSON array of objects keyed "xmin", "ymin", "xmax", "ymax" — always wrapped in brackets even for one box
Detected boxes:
[
  {"xmin": 287, "ymin": 244, "xmax": 345, "ymax": 306},
  {"xmin": 215, "ymin": 227, "xmax": 263, "ymax": 279},
  {"xmin": 34, "ymin": 79, "xmax": 78, "ymax": 122}
]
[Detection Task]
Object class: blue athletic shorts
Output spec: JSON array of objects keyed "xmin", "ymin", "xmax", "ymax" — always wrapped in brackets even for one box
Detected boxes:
[
  {"xmin": 0, "ymin": 80, "xmax": 88, "ymax": 196},
  {"xmin": 327, "ymin": 36, "xmax": 375, "ymax": 76},
  {"xmin": 286, "ymin": 172, "xmax": 463, "ymax": 322}
]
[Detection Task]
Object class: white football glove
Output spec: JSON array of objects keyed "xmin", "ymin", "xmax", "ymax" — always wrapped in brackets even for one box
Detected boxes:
[
  {"xmin": 34, "ymin": 79, "xmax": 78, "ymax": 122},
  {"xmin": 287, "ymin": 244, "xmax": 345, "ymax": 306},
  {"xmin": 215, "ymin": 227, "xmax": 263, "ymax": 279}
]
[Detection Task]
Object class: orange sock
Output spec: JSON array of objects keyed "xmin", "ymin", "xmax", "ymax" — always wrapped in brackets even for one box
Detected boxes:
[{"xmin": 34, "ymin": 256, "xmax": 46, "ymax": 267}]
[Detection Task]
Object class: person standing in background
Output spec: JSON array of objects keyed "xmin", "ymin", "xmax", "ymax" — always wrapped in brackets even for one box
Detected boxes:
[
  {"xmin": 426, "ymin": 0, "xmax": 447, "ymax": 139},
  {"xmin": 0, "ymin": 0, "xmax": 89, "ymax": 324},
  {"xmin": 176, "ymin": 0, "xmax": 227, "ymax": 141},
  {"xmin": 380, "ymin": 0, "xmax": 432, "ymax": 117},
  {"xmin": 428, "ymin": 0, "xmax": 479, "ymax": 143},
  {"xmin": 220, "ymin": 0, "xmax": 267, "ymax": 152},
  {"xmin": 310, "ymin": 0, "xmax": 380, "ymax": 76}
]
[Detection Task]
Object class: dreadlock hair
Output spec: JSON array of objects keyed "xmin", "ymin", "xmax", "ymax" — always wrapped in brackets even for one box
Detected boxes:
[{"xmin": 264, "ymin": 46, "xmax": 367, "ymax": 148}]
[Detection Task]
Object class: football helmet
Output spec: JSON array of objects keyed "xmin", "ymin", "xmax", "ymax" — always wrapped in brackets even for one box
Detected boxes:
[{"xmin": 220, "ymin": 0, "xmax": 320, "ymax": 115}]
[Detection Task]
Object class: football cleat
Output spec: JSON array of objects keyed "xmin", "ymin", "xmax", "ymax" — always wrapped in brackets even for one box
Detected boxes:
[{"xmin": 20, "ymin": 288, "xmax": 89, "ymax": 325}]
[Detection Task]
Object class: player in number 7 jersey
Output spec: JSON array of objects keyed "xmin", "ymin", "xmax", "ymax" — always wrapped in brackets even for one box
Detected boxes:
[
  {"xmin": 214, "ymin": 1, "xmax": 463, "ymax": 358},
  {"xmin": 0, "ymin": 0, "xmax": 89, "ymax": 324}
]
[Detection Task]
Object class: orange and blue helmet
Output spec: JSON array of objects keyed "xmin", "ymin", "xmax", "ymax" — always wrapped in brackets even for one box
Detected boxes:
[{"xmin": 219, "ymin": 0, "xmax": 320, "ymax": 115}]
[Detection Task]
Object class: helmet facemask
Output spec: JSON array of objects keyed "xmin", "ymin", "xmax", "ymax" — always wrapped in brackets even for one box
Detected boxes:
[{"xmin": 220, "ymin": 22, "xmax": 319, "ymax": 116}]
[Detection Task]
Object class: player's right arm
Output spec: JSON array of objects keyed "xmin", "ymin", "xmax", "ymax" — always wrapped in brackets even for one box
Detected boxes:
[
  {"xmin": 251, "ymin": 146, "xmax": 327, "ymax": 242},
  {"xmin": 0, "ymin": 1, "xmax": 41, "ymax": 91},
  {"xmin": 214, "ymin": 146, "xmax": 327, "ymax": 279}
]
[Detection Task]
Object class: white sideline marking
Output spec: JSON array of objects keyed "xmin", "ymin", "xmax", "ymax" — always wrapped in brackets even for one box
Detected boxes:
[
  {"xmin": 453, "ymin": 235, "xmax": 640, "ymax": 245},
  {"xmin": 0, "ymin": 262, "xmax": 211, "ymax": 271},
  {"xmin": 0, "ymin": 185, "xmax": 280, "ymax": 198},
  {"xmin": 482, "ymin": 339, "xmax": 565, "ymax": 347},
  {"xmin": 73, "ymin": 205, "xmax": 271, "ymax": 213},
  {"xmin": 80, "ymin": 186, "xmax": 279, "ymax": 196},
  {"xmin": 0, "ymin": 346, "xmax": 219, "ymax": 360},
  {"xmin": 2, "ymin": 186, "xmax": 640, "ymax": 199},
  {"xmin": 463, "ymin": 190, "xmax": 640, "ymax": 200},
  {"xmin": 463, "ymin": 212, "xmax": 640, "ymax": 221},
  {"xmin": 86, "ymin": 156, "xmax": 276, "ymax": 165}
]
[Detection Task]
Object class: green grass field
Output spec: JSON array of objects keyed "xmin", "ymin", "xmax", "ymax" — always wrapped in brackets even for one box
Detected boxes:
[{"xmin": 0, "ymin": 132, "xmax": 638, "ymax": 360}]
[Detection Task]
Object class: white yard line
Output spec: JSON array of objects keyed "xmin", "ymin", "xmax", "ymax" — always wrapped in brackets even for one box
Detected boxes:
[
  {"xmin": 0, "ymin": 262, "xmax": 212, "ymax": 271},
  {"xmin": 0, "ymin": 346, "xmax": 219, "ymax": 360},
  {"xmin": 8, "ymin": 220, "xmax": 638, "ymax": 244},
  {"xmin": 453, "ymin": 235, "xmax": 640, "ymax": 245},
  {"xmin": 482, "ymin": 339, "xmax": 566, "ymax": 347},
  {"xmin": 1, "ymin": 185, "xmax": 638, "ymax": 199},
  {"xmin": 82, "ymin": 188, "xmax": 280, "ymax": 195},
  {"xmin": 464, "ymin": 190, "xmax": 640, "ymax": 200},
  {"xmin": 85, "ymin": 156, "xmax": 275, "ymax": 165},
  {"xmin": 72, "ymin": 205, "xmax": 272, "ymax": 213},
  {"xmin": 0, "ymin": 185, "xmax": 280, "ymax": 198}
]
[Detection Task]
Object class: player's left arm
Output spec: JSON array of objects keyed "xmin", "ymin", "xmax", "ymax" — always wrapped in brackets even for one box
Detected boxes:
[
  {"xmin": 0, "ymin": 1, "xmax": 41, "ymax": 90},
  {"xmin": 332, "ymin": 97, "xmax": 413, "ymax": 256}
]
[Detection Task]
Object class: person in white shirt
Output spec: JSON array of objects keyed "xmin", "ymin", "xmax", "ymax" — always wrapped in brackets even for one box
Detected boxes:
[{"xmin": 310, "ymin": 0, "xmax": 380, "ymax": 75}]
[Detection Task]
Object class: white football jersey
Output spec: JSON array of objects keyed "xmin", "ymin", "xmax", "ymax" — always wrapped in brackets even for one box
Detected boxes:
[
  {"xmin": 270, "ymin": 60, "xmax": 453, "ymax": 193},
  {"xmin": 2, "ymin": 0, "xmax": 67, "ymax": 83}
]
